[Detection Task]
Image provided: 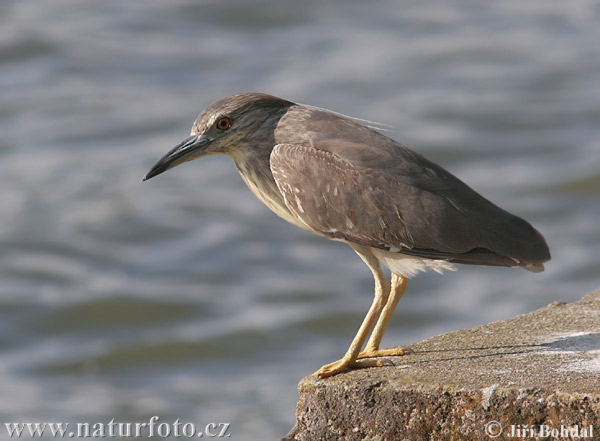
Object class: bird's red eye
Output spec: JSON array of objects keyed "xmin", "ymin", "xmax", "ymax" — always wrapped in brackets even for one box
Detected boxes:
[{"xmin": 217, "ymin": 117, "xmax": 231, "ymax": 130}]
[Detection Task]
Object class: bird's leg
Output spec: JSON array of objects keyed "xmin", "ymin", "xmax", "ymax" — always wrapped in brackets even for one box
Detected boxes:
[
  {"xmin": 315, "ymin": 250, "xmax": 390, "ymax": 378},
  {"xmin": 358, "ymin": 273, "xmax": 407, "ymax": 359}
]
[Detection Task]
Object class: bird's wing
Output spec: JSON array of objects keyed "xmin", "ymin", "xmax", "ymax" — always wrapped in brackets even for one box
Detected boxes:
[
  {"xmin": 270, "ymin": 143, "xmax": 482, "ymax": 255},
  {"xmin": 270, "ymin": 113, "xmax": 549, "ymax": 269}
]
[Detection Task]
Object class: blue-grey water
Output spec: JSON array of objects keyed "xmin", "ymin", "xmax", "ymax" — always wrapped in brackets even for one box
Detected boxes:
[{"xmin": 1, "ymin": 1, "xmax": 599, "ymax": 439}]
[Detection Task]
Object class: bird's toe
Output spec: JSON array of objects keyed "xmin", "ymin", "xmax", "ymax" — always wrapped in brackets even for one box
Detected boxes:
[
  {"xmin": 357, "ymin": 346, "xmax": 406, "ymax": 359},
  {"xmin": 315, "ymin": 357, "xmax": 385, "ymax": 378}
]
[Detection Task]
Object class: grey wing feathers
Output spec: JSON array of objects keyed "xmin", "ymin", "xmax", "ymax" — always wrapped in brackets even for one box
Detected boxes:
[
  {"xmin": 270, "ymin": 144, "xmax": 494, "ymax": 260},
  {"xmin": 270, "ymin": 117, "xmax": 550, "ymax": 271}
]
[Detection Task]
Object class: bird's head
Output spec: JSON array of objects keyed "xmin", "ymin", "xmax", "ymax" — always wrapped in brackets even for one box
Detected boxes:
[{"xmin": 143, "ymin": 93, "xmax": 294, "ymax": 181}]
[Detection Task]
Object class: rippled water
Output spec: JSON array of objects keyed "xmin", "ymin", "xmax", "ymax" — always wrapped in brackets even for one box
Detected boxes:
[{"xmin": 1, "ymin": 1, "xmax": 599, "ymax": 439}]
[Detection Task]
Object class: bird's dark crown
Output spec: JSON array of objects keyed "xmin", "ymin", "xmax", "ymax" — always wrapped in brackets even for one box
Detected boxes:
[{"xmin": 191, "ymin": 93, "xmax": 294, "ymax": 135}]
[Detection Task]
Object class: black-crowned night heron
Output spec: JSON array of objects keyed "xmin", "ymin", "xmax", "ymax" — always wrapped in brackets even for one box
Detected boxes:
[{"xmin": 143, "ymin": 93, "xmax": 550, "ymax": 378}]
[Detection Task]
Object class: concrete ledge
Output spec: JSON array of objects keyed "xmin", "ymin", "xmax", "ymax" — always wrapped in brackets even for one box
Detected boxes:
[{"xmin": 285, "ymin": 289, "xmax": 600, "ymax": 441}]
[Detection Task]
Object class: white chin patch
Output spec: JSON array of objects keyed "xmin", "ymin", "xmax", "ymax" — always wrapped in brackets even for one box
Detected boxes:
[{"xmin": 371, "ymin": 248, "xmax": 456, "ymax": 278}]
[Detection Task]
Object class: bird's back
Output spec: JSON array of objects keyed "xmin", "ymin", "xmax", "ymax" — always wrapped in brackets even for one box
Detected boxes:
[{"xmin": 271, "ymin": 105, "xmax": 550, "ymax": 271}]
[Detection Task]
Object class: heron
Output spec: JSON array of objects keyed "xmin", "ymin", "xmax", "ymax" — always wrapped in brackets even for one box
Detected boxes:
[{"xmin": 143, "ymin": 93, "xmax": 550, "ymax": 378}]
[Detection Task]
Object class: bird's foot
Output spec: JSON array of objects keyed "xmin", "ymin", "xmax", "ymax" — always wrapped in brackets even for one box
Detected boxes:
[
  {"xmin": 314, "ymin": 357, "xmax": 385, "ymax": 378},
  {"xmin": 357, "ymin": 346, "xmax": 406, "ymax": 359}
]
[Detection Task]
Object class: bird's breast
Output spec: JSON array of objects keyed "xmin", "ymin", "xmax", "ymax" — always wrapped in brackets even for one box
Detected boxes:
[{"xmin": 234, "ymin": 155, "xmax": 312, "ymax": 232}]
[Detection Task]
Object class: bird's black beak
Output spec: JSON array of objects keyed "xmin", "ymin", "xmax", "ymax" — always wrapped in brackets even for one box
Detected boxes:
[{"xmin": 142, "ymin": 135, "xmax": 210, "ymax": 181}]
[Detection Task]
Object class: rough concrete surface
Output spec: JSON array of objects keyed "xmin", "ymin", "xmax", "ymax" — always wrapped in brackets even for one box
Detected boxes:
[{"xmin": 285, "ymin": 289, "xmax": 600, "ymax": 441}]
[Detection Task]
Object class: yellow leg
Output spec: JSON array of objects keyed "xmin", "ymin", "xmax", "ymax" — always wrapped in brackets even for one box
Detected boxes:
[
  {"xmin": 315, "ymin": 248, "xmax": 390, "ymax": 378},
  {"xmin": 358, "ymin": 273, "xmax": 407, "ymax": 359}
]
